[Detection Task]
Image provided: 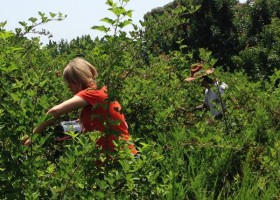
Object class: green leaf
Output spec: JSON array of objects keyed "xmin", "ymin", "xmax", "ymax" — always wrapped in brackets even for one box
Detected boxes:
[
  {"xmin": 39, "ymin": 79, "xmax": 48, "ymax": 87},
  {"xmin": 179, "ymin": 45, "xmax": 188, "ymax": 50},
  {"xmin": 119, "ymin": 19, "xmax": 132, "ymax": 28},
  {"xmin": 10, "ymin": 93, "xmax": 20, "ymax": 102},
  {"xmin": 41, "ymin": 16, "xmax": 49, "ymax": 23},
  {"xmin": 100, "ymin": 17, "xmax": 115, "ymax": 25},
  {"xmin": 26, "ymin": 90, "xmax": 36, "ymax": 97},
  {"xmin": 8, "ymin": 47, "xmax": 24, "ymax": 52},
  {"xmin": 0, "ymin": 21, "xmax": 7, "ymax": 28},
  {"xmin": 126, "ymin": 10, "xmax": 133, "ymax": 18},
  {"xmin": 28, "ymin": 17, "xmax": 37, "ymax": 23},
  {"xmin": 19, "ymin": 21, "xmax": 27, "ymax": 27},
  {"xmin": 38, "ymin": 11, "xmax": 45, "ymax": 18},
  {"xmin": 110, "ymin": 7, "xmax": 126, "ymax": 16},
  {"xmin": 0, "ymin": 62, "xmax": 19, "ymax": 72},
  {"xmin": 46, "ymin": 164, "xmax": 55, "ymax": 173},
  {"xmin": 58, "ymin": 12, "xmax": 67, "ymax": 20},
  {"xmin": 0, "ymin": 31, "xmax": 14, "ymax": 39},
  {"xmin": 91, "ymin": 25, "xmax": 110, "ymax": 33},
  {"xmin": 49, "ymin": 12, "xmax": 56, "ymax": 18},
  {"xmin": 106, "ymin": 0, "xmax": 114, "ymax": 7}
]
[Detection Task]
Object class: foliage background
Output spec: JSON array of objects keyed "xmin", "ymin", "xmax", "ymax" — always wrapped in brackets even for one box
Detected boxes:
[{"xmin": 0, "ymin": 0, "xmax": 279, "ymax": 199}]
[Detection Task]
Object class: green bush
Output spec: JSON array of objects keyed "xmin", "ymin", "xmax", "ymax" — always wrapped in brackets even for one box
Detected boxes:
[{"xmin": 0, "ymin": 0, "xmax": 279, "ymax": 199}]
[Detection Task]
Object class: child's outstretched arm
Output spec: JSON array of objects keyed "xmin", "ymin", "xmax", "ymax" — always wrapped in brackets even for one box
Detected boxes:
[{"xmin": 22, "ymin": 96, "xmax": 88, "ymax": 146}]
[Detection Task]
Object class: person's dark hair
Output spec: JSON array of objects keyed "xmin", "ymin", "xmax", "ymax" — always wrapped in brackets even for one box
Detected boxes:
[{"xmin": 202, "ymin": 75, "xmax": 214, "ymax": 84}]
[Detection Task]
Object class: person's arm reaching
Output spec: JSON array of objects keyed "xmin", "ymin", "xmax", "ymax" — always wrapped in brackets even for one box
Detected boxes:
[
  {"xmin": 23, "ymin": 96, "xmax": 88, "ymax": 146},
  {"xmin": 35, "ymin": 95, "xmax": 88, "ymax": 134},
  {"xmin": 33, "ymin": 117, "xmax": 56, "ymax": 134}
]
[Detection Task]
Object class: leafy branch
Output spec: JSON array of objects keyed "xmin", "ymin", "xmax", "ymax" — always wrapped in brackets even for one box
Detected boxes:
[
  {"xmin": 91, "ymin": 0, "xmax": 133, "ymax": 36},
  {"xmin": 15, "ymin": 12, "xmax": 67, "ymax": 38}
]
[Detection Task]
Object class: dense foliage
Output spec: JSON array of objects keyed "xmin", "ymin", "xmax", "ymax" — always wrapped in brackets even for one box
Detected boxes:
[
  {"xmin": 144, "ymin": 0, "xmax": 280, "ymax": 78},
  {"xmin": 0, "ymin": 0, "xmax": 279, "ymax": 199}
]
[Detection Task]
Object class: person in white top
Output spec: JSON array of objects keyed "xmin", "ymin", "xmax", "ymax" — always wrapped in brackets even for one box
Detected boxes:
[
  {"xmin": 185, "ymin": 62, "xmax": 228, "ymax": 119},
  {"xmin": 201, "ymin": 76, "xmax": 228, "ymax": 119}
]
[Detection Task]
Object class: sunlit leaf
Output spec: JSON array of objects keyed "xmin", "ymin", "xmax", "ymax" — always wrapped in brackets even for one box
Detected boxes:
[
  {"xmin": 100, "ymin": 17, "xmax": 115, "ymax": 25},
  {"xmin": 91, "ymin": 25, "xmax": 110, "ymax": 33}
]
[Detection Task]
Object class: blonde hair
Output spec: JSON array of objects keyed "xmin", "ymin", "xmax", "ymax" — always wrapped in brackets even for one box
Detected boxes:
[{"xmin": 63, "ymin": 57, "xmax": 98, "ymax": 89}]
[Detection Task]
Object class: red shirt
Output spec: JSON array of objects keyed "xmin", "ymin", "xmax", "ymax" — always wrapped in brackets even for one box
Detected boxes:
[{"xmin": 76, "ymin": 86, "xmax": 137, "ymax": 155}]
